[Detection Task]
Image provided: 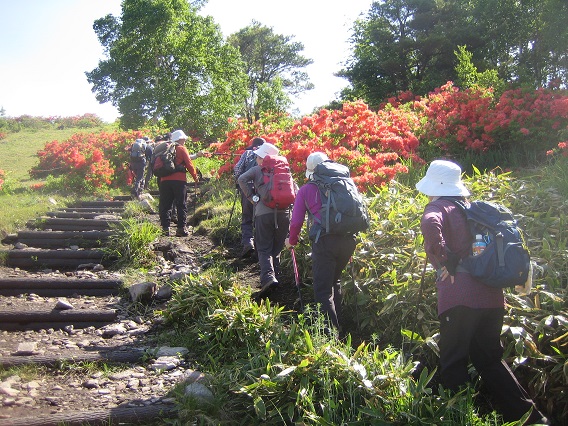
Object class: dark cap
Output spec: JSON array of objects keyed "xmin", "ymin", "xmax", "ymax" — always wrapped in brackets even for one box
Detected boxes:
[{"xmin": 246, "ymin": 137, "xmax": 265, "ymax": 150}]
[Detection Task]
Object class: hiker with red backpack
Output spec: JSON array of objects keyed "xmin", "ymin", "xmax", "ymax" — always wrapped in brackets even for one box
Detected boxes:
[
  {"xmin": 237, "ymin": 142, "xmax": 297, "ymax": 295},
  {"xmin": 233, "ymin": 137, "xmax": 265, "ymax": 257},
  {"xmin": 416, "ymin": 160, "xmax": 548, "ymax": 425},
  {"xmin": 285, "ymin": 152, "xmax": 369, "ymax": 332}
]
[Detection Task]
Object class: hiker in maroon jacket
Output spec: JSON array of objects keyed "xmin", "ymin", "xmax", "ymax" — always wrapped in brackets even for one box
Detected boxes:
[{"xmin": 416, "ymin": 159, "xmax": 548, "ymax": 425}]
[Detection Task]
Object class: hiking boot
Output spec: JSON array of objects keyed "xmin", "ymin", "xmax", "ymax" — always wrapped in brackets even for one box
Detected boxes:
[
  {"xmin": 175, "ymin": 227, "xmax": 189, "ymax": 237},
  {"xmin": 161, "ymin": 228, "xmax": 170, "ymax": 236},
  {"xmin": 259, "ymin": 278, "xmax": 279, "ymax": 295},
  {"xmin": 241, "ymin": 244, "xmax": 254, "ymax": 258}
]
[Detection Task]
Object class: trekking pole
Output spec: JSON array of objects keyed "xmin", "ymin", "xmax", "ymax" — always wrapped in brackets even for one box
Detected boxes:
[
  {"xmin": 290, "ymin": 247, "xmax": 304, "ymax": 312},
  {"xmin": 349, "ymin": 257, "xmax": 360, "ymax": 326},
  {"xmin": 221, "ymin": 188, "xmax": 239, "ymax": 246},
  {"xmin": 408, "ymin": 256, "xmax": 428, "ymax": 356}
]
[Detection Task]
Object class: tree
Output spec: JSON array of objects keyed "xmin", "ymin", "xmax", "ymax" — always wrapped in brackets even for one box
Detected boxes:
[
  {"xmin": 340, "ymin": 0, "xmax": 568, "ymax": 107},
  {"xmin": 86, "ymin": 0, "xmax": 248, "ymax": 140},
  {"xmin": 227, "ymin": 21, "xmax": 313, "ymax": 122}
]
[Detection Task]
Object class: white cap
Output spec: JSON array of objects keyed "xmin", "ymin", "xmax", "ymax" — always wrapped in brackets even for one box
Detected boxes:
[
  {"xmin": 415, "ymin": 160, "xmax": 470, "ymax": 197},
  {"xmin": 305, "ymin": 152, "xmax": 329, "ymax": 179},
  {"xmin": 254, "ymin": 142, "xmax": 279, "ymax": 158},
  {"xmin": 171, "ymin": 130, "xmax": 188, "ymax": 142}
]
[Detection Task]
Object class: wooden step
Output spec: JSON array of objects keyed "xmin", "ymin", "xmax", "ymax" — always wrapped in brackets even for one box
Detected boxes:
[
  {"xmin": 0, "ymin": 277, "xmax": 121, "ymax": 297},
  {"xmin": 45, "ymin": 211, "xmax": 122, "ymax": 219},
  {"xmin": 7, "ymin": 249, "xmax": 106, "ymax": 269},
  {"xmin": 72, "ymin": 200, "xmax": 125, "ymax": 208},
  {"xmin": 0, "ymin": 308, "xmax": 117, "ymax": 331},
  {"xmin": 29, "ymin": 218, "xmax": 120, "ymax": 231},
  {"xmin": 15, "ymin": 230, "xmax": 112, "ymax": 249}
]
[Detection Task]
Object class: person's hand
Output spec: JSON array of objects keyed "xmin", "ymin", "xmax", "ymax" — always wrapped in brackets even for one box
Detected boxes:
[
  {"xmin": 285, "ymin": 238, "xmax": 294, "ymax": 249},
  {"xmin": 439, "ymin": 266, "xmax": 455, "ymax": 284}
]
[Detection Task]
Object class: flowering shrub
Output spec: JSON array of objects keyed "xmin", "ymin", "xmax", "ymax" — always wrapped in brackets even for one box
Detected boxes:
[
  {"xmin": 211, "ymin": 82, "xmax": 568, "ymax": 193},
  {"xmin": 30, "ymin": 130, "xmax": 150, "ymax": 192},
  {"xmin": 0, "ymin": 169, "xmax": 5, "ymax": 192},
  {"xmin": 0, "ymin": 132, "xmax": 7, "ymax": 141},
  {"xmin": 211, "ymin": 101, "xmax": 422, "ymax": 191}
]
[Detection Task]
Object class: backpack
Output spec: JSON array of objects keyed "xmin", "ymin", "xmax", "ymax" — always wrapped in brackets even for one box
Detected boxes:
[
  {"xmin": 448, "ymin": 199, "xmax": 531, "ymax": 288},
  {"xmin": 309, "ymin": 160, "xmax": 370, "ymax": 242},
  {"xmin": 130, "ymin": 139, "xmax": 146, "ymax": 162},
  {"xmin": 259, "ymin": 154, "xmax": 296, "ymax": 209},
  {"xmin": 151, "ymin": 142, "xmax": 184, "ymax": 178}
]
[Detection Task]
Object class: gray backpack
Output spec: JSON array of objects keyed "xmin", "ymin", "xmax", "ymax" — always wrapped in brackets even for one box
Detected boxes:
[{"xmin": 309, "ymin": 160, "xmax": 370, "ymax": 242}]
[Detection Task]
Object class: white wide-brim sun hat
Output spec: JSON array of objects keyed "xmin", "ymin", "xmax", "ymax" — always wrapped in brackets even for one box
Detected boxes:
[
  {"xmin": 415, "ymin": 160, "xmax": 470, "ymax": 197},
  {"xmin": 254, "ymin": 142, "xmax": 279, "ymax": 158}
]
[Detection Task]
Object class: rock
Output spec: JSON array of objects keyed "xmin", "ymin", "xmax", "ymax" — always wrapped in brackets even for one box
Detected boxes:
[
  {"xmin": 156, "ymin": 346, "xmax": 189, "ymax": 357},
  {"xmin": 129, "ymin": 281, "xmax": 157, "ymax": 303},
  {"xmin": 149, "ymin": 356, "xmax": 181, "ymax": 372},
  {"xmin": 184, "ymin": 382, "xmax": 214, "ymax": 403},
  {"xmin": 14, "ymin": 242, "xmax": 28, "ymax": 249},
  {"xmin": 92, "ymin": 264, "xmax": 105, "ymax": 272},
  {"xmin": 155, "ymin": 284, "xmax": 173, "ymax": 300},
  {"xmin": 13, "ymin": 342, "xmax": 39, "ymax": 356},
  {"xmin": 101, "ymin": 323, "xmax": 127, "ymax": 337},
  {"xmin": 54, "ymin": 299, "xmax": 74, "ymax": 310},
  {"xmin": 82, "ymin": 379, "xmax": 99, "ymax": 389},
  {"xmin": 180, "ymin": 369, "xmax": 214, "ymax": 385},
  {"xmin": 48, "ymin": 197, "xmax": 57, "ymax": 205}
]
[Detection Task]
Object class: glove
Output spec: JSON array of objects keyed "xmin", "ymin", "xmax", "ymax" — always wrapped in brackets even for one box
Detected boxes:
[{"xmin": 441, "ymin": 251, "xmax": 460, "ymax": 276}]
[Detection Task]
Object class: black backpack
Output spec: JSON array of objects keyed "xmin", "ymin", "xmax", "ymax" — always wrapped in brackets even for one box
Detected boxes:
[
  {"xmin": 448, "ymin": 199, "xmax": 531, "ymax": 288},
  {"xmin": 151, "ymin": 142, "xmax": 184, "ymax": 178},
  {"xmin": 309, "ymin": 160, "xmax": 370, "ymax": 242}
]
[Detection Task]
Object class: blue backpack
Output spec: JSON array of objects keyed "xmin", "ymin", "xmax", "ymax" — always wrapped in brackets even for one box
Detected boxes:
[{"xmin": 448, "ymin": 199, "xmax": 530, "ymax": 288}]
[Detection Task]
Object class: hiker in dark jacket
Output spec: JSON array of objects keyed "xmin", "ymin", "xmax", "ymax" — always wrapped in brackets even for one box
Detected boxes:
[
  {"xmin": 285, "ymin": 152, "xmax": 356, "ymax": 331},
  {"xmin": 238, "ymin": 142, "xmax": 291, "ymax": 294},
  {"xmin": 233, "ymin": 137, "xmax": 265, "ymax": 257},
  {"xmin": 416, "ymin": 159, "xmax": 548, "ymax": 425}
]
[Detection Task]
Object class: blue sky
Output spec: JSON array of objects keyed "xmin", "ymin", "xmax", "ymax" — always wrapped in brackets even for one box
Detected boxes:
[{"xmin": 0, "ymin": 0, "xmax": 373, "ymax": 123}]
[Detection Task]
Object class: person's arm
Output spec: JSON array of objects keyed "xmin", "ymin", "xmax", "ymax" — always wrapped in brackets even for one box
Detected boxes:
[
  {"xmin": 178, "ymin": 146, "xmax": 199, "ymax": 182},
  {"xmin": 421, "ymin": 203, "xmax": 455, "ymax": 283},
  {"xmin": 237, "ymin": 166, "xmax": 257, "ymax": 200}
]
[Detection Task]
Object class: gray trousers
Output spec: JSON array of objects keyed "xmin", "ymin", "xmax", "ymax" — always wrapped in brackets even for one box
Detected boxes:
[
  {"xmin": 239, "ymin": 188, "xmax": 254, "ymax": 248},
  {"xmin": 254, "ymin": 212, "xmax": 289, "ymax": 286},
  {"xmin": 311, "ymin": 233, "xmax": 356, "ymax": 329}
]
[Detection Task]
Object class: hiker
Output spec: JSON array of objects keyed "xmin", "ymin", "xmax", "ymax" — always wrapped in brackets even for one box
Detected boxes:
[
  {"xmin": 233, "ymin": 137, "xmax": 265, "ymax": 257},
  {"xmin": 416, "ymin": 159, "xmax": 548, "ymax": 425},
  {"xmin": 285, "ymin": 152, "xmax": 358, "ymax": 331},
  {"xmin": 158, "ymin": 129, "xmax": 199, "ymax": 237},
  {"xmin": 237, "ymin": 142, "xmax": 294, "ymax": 294},
  {"xmin": 129, "ymin": 138, "xmax": 147, "ymax": 199}
]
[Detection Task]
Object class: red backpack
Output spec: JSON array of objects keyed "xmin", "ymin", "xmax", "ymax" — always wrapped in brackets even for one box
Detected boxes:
[{"xmin": 260, "ymin": 155, "xmax": 296, "ymax": 209}]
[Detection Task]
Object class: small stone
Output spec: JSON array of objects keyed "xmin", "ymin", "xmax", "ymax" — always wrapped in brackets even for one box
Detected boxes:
[
  {"xmin": 14, "ymin": 342, "xmax": 39, "ymax": 356},
  {"xmin": 82, "ymin": 379, "xmax": 99, "ymax": 389},
  {"xmin": 55, "ymin": 299, "xmax": 74, "ymax": 310}
]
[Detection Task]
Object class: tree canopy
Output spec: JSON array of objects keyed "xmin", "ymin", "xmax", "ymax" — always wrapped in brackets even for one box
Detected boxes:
[
  {"xmin": 340, "ymin": 0, "xmax": 568, "ymax": 107},
  {"xmin": 86, "ymin": 0, "xmax": 247, "ymax": 140},
  {"xmin": 227, "ymin": 21, "xmax": 314, "ymax": 122}
]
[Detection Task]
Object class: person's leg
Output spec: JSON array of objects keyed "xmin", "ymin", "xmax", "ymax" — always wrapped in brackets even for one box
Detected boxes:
[
  {"xmin": 240, "ymin": 189, "xmax": 255, "ymax": 251},
  {"xmin": 438, "ymin": 305, "xmax": 475, "ymax": 391},
  {"xmin": 131, "ymin": 161, "xmax": 146, "ymax": 197},
  {"xmin": 173, "ymin": 181, "xmax": 188, "ymax": 235},
  {"xmin": 330, "ymin": 234, "xmax": 356, "ymax": 327},
  {"xmin": 272, "ymin": 212, "xmax": 290, "ymax": 279},
  {"xmin": 312, "ymin": 236, "xmax": 340, "ymax": 329},
  {"xmin": 158, "ymin": 180, "xmax": 175, "ymax": 231},
  {"xmin": 255, "ymin": 214, "xmax": 277, "ymax": 288},
  {"xmin": 470, "ymin": 308, "xmax": 547, "ymax": 423}
]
